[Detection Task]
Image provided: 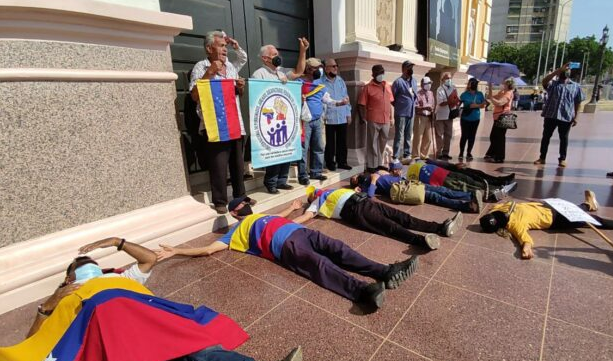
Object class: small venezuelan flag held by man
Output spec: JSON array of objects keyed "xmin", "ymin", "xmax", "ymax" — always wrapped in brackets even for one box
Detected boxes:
[
  {"xmin": 0, "ymin": 277, "xmax": 249, "ymax": 361},
  {"xmin": 301, "ymin": 81, "xmax": 325, "ymax": 97},
  {"xmin": 196, "ymin": 79, "xmax": 242, "ymax": 142}
]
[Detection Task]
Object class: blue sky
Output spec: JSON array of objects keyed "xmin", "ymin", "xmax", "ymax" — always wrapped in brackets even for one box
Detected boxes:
[{"xmin": 568, "ymin": 0, "xmax": 612, "ymax": 40}]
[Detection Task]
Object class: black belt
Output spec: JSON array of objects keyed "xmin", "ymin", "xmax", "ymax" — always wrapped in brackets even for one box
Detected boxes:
[{"xmin": 349, "ymin": 192, "xmax": 368, "ymax": 204}]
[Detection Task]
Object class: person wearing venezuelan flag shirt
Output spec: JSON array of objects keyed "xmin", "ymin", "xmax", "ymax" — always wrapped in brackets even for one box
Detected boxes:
[
  {"xmin": 292, "ymin": 185, "xmax": 462, "ymax": 251},
  {"xmin": 156, "ymin": 196, "xmax": 419, "ymax": 310}
]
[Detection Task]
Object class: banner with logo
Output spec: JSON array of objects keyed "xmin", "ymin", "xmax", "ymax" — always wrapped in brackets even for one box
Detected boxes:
[{"xmin": 248, "ymin": 79, "xmax": 302, "ymax": 169}]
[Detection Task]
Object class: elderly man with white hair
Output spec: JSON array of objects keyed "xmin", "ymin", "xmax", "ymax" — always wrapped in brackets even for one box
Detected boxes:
[
  {"xmin": 412, "ymin": 76, "xmax": 435, "ymax": 160},
  {"xmin": 252, "ymin": 38, "xmax": 309, "ymax": 194},
  {"xmin": 189, "ymin": 30, "xmax": 252, "ymax": 214}
]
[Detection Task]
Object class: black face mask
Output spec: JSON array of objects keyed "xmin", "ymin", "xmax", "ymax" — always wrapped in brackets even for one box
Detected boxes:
[
  {"xmin": 469, "ymin": 82, "xmax": 478, "ymax": 91},
  {"xmin": 271, "ymin": 56, "xmax": 282, "ymax": 67},
  {"xmin": 327, "ymin": 72, "xmax": 337, "ymax": 78},
  {"xmin": 312, "ymin": 68, "xmax": 322, "ymax": 80},
  {"xmin": 407, "ymin": 69, "xmax": 414, "ymax": 77},
  {"xmin": 236, "ymin": 204, "xmax": 253, "ymax": 217}
]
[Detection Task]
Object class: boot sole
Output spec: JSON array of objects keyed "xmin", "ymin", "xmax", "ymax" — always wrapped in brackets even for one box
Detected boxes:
[
  {"xmin": 385, "ymin": 257, "xmax": 419, "ymax": 289},
  {"xmin": 425, "ymin": 234, "xmax": 441, "ymax": 250},
  {"xmin": 445, "ymin": 212, "xmax": 463, "ymax": 236}
]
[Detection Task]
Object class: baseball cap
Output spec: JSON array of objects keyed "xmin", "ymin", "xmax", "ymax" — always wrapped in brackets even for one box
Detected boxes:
[
  {"xmin": 389, "ymin": 160, "xmax": 403, "ymax": 170},
  {"xmin": 402, "ymin": 60, "xmax": 415, "ymax": 68},
  {"xmin": 228, "ymin": 196, "xmax": 252, "ymax": 212},
  {"xmin": 306, "ymin": 57, "xmax": 322, "ymax": 67},
  {"xmin": 422, "ymin": 76, "xmax": 432, "ymax": 84}
]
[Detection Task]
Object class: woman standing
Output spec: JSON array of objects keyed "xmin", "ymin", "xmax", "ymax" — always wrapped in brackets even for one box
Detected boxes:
[
  {"xmin": 458, "ymin": 78, "xmax": 485, "ymax": 161},
  {"xmin": 485, "ymin": 78, "xmax": 514, "ymax": 163}
]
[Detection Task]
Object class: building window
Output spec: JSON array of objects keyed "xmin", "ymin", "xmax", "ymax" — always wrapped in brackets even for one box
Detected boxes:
[{"xmin": 507, "ymin": 26, "xmax": 519, "ymax": 33}]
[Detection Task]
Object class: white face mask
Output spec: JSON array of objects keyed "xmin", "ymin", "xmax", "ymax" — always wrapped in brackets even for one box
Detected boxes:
[
  {"xmin": 375, "ymin": 74, "xmax": 384, "ymax": 83},
  {"xmin": 444, "ymin": 79, "xmax": 452, "ymax": 87},
  {"xmin": 423, "ymin": 84, "xmax": 432, "ymax": 91}
]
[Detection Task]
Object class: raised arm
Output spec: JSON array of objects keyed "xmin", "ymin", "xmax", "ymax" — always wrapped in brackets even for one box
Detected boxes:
[
  {"xmin": 276, "ymin": 199, "xmax": 304, "ymax": 218},
  {"xmin": 542, "ymin": 63, "xmax": 568, "ymax": 89},
  {"xmin": 79, "ymin": 237, "xmax": 157, "ymax": 273},
  {"xmin": 288, "ymin": 37, "xmax": 309, "ymax": 80},
  {"xmin": 155, "ymin": 241, "xmax": 229, "ymax": 261}
]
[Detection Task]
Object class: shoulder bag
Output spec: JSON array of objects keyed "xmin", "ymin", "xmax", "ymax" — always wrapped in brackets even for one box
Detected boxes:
[
  {"xmin": 444, "ymin": 88, "xmax": 460, "ymax": 120},
  {"xmin": 390, "ymin": 180, "xmax": 426, "ymax": 205},
  {"xmin": 494, "ymin": 113, "xmax": 518, "ymax": 129}
]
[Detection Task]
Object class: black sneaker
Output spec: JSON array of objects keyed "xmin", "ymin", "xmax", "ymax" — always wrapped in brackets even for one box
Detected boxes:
[
  {"xmin": 383, "ymin": 256, "xmax": 420, "ymax": 289},
  {"xmin": 338, "ymin": 164, "xmax": 352, "ymax": 170},
  {"xmin": 298, "ymin": 178, "xmax": 310, "ymax": 185},
  {"xmin": 309, "ymin": 174, "xmax": 328, "ymax": 181},
  {"xmin": 327, "ymin": 164, "xmax": 337, "ymax": 171},
  {"xmin": 360, "ymin": 282, "xmax": 385, "ymax": 309},
  {"xmin": 267, "ymin": 187, "xmax": 280, "ymax": 194},
  {"xmin": 442, "ymin": 212, "xmax": 463, "ymax": 237},
  {"xmin": 277, "ymin": 184, "xmax": 294, "ymax": 190},
  {"xmin": 280, "ymin": 346, "xmax": 303, "ymax": 361},
  {"xmin": 466, "ymin": 154, "xmax": 474, "ymax": 161}
]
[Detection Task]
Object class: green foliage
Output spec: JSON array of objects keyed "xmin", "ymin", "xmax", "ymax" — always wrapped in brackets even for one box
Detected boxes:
[{"xmin": 488, "ymin": 37, "xmax": 613, "ymax": 83}]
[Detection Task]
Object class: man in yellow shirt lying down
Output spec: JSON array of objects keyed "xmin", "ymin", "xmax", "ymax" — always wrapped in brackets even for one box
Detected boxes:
[{"xmin": 479, "ymin": 190, "xmax": 610, "ymax": 259}]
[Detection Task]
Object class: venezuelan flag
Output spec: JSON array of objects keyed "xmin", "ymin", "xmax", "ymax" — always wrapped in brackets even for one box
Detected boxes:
[
  {"xmin": 196, "ymin": 79, "xmax": 242, "ymax": 142},
  {"xmin": 301, "ymin": 81, "xmax": 325, "ymax": 97},
  {"xmin": 0, "ymin": 277, "xmax": 248, "ymax": 361}
]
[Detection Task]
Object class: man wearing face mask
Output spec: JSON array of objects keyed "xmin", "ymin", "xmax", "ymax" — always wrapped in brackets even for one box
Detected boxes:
[
  {"xmin": 252, "ymin": 39, "xmax": 309, "ymax": 194},
  {"xmin": 322, "ymin": 58, "xmax": 352, "ymax": 172},
  {"xmin": 391, "ymin": 60, "xmax": 419, "ymax": 164},
  {"xmin": 413, "ymin": 76, "xmax": 435, "ymax": 160},
  {"xmin": 534, "ymin": 63, "xmax": 585, "ymax": 168},
  {"xmin": 358, "ymin": 64, "xmax": 395, "ymax": 172},
  {"xmin": 156, "ymin": 196, "xmax": 421, "ymax": 310},
  {"xmin": 434, "ymin": 72, "xmax": 460, "ymax": 160},
  {"xmin": 297, "ymin": 58, "xmax": 350, "ymax": 185},
  {"xmin": 26, "ymin": 237, "xmax": 156, "ymax": 337}
]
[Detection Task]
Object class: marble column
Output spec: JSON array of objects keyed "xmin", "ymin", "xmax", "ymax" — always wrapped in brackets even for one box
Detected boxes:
[
  {"xmin": 345, "ymin": 0, "xmax": 380, "ymax": 44},
  {"xmin": 395, "ymin": 0, "xmax": 419, "ymax": 54}
]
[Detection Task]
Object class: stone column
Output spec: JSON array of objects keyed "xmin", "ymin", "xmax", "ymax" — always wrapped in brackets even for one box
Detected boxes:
[
  {"xmin": 395, "ymin": 0, "xmax": 419, "ymax": 54},
  {"xmin": 345, "ymin": 0, "xmax": 380, "ymax": 44}
]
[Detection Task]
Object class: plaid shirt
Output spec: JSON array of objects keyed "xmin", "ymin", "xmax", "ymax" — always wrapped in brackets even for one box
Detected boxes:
[{"xmin": 541, "ymin": 80, "xmax": 585, "ymax": 122}]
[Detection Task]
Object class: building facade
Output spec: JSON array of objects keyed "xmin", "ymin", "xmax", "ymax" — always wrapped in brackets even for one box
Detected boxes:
[{"xmin": 490, "ymin": 0, "xmax": 572, "ymax": 47}]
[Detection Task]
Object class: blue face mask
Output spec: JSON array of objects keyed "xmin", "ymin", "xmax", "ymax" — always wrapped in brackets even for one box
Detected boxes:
[{"xmin": 74, "ymin": 263, "xmax": 103, "ymax": 283}]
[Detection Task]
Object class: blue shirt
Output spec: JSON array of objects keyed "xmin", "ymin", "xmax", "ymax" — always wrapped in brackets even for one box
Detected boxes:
[
  {"xmin": 360, "ymin": 173, "xmax": 403, "ymax": 198},
  {"xmin": 322, "ymin": 76, "xmax": 352, "ymax": 125},
  {"xmin": 541, "ymin": 80, "xmax": 585, "ymax": 122},
  {"xmin": 459, "ymin": 91, "xmax": 485, "ymax": 121},
  {"xmin": 391, "ymin": 76, "xmax": 418, "ymax": 117},
  {"xmin": 301, "ymin": 78, "xmax": 326, "ymax": 120}
]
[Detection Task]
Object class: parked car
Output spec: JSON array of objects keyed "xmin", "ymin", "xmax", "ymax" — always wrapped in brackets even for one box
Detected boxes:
[{"xmin": 517, "ymin": 94, "xmax": 543, "ymax": 111}]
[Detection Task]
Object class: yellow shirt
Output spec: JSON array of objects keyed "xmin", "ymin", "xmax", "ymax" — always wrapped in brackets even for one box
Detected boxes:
[{"xmin": 492, "ymin": 202, "xmax": 554, "ymax": 246}]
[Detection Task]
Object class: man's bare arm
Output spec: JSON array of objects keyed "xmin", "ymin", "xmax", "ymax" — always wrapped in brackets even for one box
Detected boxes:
[
  {"xmin": 292, "ymin": 211, "xmax": 317, "ymax": 224},
  {"xmin": 155, "ymin": 241, "xmax": 229, "ymax": 261},
  {"xmin": 276, "ymin": 199, "xmax": 304, "ymax": 218}
]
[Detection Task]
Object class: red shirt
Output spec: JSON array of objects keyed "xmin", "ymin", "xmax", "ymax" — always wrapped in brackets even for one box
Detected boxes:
[{"xmin": 358, "ymin": 81, "xmax": 394, "ymax": 124}]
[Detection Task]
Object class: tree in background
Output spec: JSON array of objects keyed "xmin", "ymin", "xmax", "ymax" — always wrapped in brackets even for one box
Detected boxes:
[{"xmin": 488, "ymin": 36, "xmax": 613, "ymax": 83}]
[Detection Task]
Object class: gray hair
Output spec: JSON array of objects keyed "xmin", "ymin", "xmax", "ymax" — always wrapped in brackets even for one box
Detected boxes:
[
  {"xmin": 259, "ymin": 45, "xmax": 274, "ymax": 57},
  {"xmin": 322, "ymin": 58, "xmax": 336, "ymax": 67},
  {"xmin": 441, "ymin": 72, "xmax": 452, "ymax": 80},
  {"xmin": 204, "ymin": 30, "xmax": 225, "ymax": 53}
]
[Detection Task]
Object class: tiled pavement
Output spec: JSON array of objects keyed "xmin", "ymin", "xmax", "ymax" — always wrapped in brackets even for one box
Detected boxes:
[{"xmin": 2, "ymin": 111, "xmax": 613, "ymax": 360}]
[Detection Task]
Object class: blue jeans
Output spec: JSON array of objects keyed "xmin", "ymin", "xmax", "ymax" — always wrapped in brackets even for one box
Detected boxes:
[
  {"xmin": 298, "ymin": 119, "xmax": 324, "ymax": 179},
  {"xmin": 264, "ymin": 162, "xmax": 290, "ymax": 189},
  {"xmin": 393, "ymin": 115, "xmax": 414, "ymax": 159},
  {"xmin": 424, "ymin": 184, "xmax": 473, "ymax": 212}
]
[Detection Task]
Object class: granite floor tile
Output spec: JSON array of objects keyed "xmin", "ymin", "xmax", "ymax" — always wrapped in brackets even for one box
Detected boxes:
[
  {"xmin": 541, "ymin": 318, "xmax": 613, "ymax": 361},
  {"xmin": 369, "ymin": 341, "xmax": 430, "ymax": 361},
  {"xmin": 554, "ymin": 231, "xmax": 613, "ymax": 278},
  {"xmin": 170, "ymin": 266, "xmax": 288, "ymax": 327},
  {"xmin": 295, "ymin": 274, "xmax": 429, "ymax": 336},
  {"xmin": 0, "ymin": 301, "xmax": 40, "ymax": 347},
  {"xmin": 389, "ymin": 281, "xmax": 544, "ymax": 361},
  {"xmin": 434, "ymin": 243, "xmax": 551, "ymax": 312},
  {"xmin": 232, "ymin": 255, "xmax": 309, "ymax": 293},
  {"xmin": 357, "ymin": 234, "xmax": 456, "ymax": 278},
  {"xmin": 238, "ymin": 296, "xmax": 382, "ymax": 361},
  {"xmin": 147, "ymin": 256, "xmax": 226, "ymax": 297},
  {"xmin": 549, "ymin": 266, "xmax": 613, "ymax": 336},
  {"xmin": 307, "ymin": 219, "xmax": 374, "ymax": 249}
]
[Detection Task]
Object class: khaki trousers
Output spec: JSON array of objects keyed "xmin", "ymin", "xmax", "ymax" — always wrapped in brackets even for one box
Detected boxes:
[
  {"xmin": 411, "ymin": 114, "xmax": 432, "ymax": 159},
  {"xmin": 366, "ymin": 121, "xmax": 390, "ymax": 169},
  {"xmin": 434, "ymin": 118, "xmax": 454, "ymax": 157}
]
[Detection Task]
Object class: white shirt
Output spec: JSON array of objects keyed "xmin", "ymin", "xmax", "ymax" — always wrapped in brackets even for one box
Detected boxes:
[
  {"xmin": 435, "ymin": 84, "xmax": 457, "ymax": 121},
  {"xmin": 251, "ymin": 65, "xmax": 294, "ymax": 80}
]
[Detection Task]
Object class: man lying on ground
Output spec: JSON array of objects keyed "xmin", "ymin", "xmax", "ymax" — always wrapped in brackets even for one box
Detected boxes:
[
  {"xmin": 156, "ymin": 197, "xmax": 419, "ymax": 310},
  {"xmin": 479, "ymin": 190, "xmax": 608, "ymax": 260},
  {"xmin": 292, "ymin": 185, "xmax": 463, "ymax": 251},
  {"xmin": 350, "ymin": 161, "xmax": 483, "ymax": 213},
  {"xmin": 0, "ymin": 238, "xmax": 300, "ymax": 361},
  {"xmin": 426, "ymin": 158, "xmax": 515, "ymax": 187},
  {"xmin": 407, "ymin": 160, "xmax": 517, "ymax": 202}
]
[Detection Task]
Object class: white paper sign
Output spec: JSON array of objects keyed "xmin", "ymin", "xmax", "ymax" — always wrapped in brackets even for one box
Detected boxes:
[{"xmin": 543, "ymin": 198, "xmax": 602, "ymax": 226}]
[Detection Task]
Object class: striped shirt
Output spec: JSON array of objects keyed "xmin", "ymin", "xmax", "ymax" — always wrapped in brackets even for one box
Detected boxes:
[
  {"xmin": 322, "ymin": 75, "xmax": 352, "ymax": 125},
  {"xmin": 541, "ymin": 80, "xmax": 585, "ymax": 122},
  {"xmin": 219, "ymin": 214, "xmax": 304, "ymax": 261}
]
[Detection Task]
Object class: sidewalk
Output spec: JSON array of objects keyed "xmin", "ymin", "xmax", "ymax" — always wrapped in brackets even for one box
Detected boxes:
[{"xmin": 2, "ymin": 111, "xmax": 613, "ymax": 360}]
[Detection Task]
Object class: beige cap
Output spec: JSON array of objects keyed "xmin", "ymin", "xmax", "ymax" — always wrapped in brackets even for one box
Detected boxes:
[{"xmin": 306, "ymin": 57, "xmax": 322, "ymax": 67}]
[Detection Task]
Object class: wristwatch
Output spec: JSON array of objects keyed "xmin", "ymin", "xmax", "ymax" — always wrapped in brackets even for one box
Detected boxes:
[{"xmin": 37, "ymin": 304, "xmax": 52, "ymax": 317}]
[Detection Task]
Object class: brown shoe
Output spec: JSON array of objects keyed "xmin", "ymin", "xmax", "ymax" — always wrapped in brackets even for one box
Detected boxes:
[
  {"xmin": 584, "ymin": 190, "xmax": 599, "ymax": 211},
  {"xmin": 214, "ymin": 205, "xmax": 228, "ymax": 214},
  {"xmin": 558, "ymin": 160, "xmax": 567, "ymax": 168},
  {"xmin": 533, "ymin": 158, "xmax": 545, "ymax": 165}
]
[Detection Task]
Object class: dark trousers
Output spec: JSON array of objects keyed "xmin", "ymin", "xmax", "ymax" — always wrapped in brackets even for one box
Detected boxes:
[
  {"xmin": 263, "ymin": 162, "xmax": 290, "ymax": 190},
  {"xmin": 280, "ymin": 228, "xmax": 389, "ymax": 301},
  {"xmin": 551, "ymin": 203, "xmax": 613, "ymax": 230},
  {"xmin": 539, "ymin": 117, "xmax": 572, "ymax": 161},
  {"xmin": 206, "ymin": 138, "xmax": 245, "ymax": 207},
  {"xmin": 456, "ymin": 167, "xmax": 510, "ymax": 187},
  {"xmin": 340, "ymin": 198, "xmax": 443, "ymax": 249},
  {"xmin": 486, "ymin": 124, "xmax": 507, "ymax": 161},
  {"xmin": 174, "ymin": 346, "xmax": 254, "ymax": 361},
  {"xmin": 443, "ymin": 172, "xmax": 487, "ymax": 195},
  {"xmin": 459, "ymin": 119, "xmax": 480, "ymax": 156},
  {"xmin": 325, "ymin": 123, "xmax": 348, "ymax": 168}
]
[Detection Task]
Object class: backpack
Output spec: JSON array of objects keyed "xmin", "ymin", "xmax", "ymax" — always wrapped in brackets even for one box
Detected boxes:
[{"xmin": 390, "ymin": 180, "xmax": 426, "ymax": 205}]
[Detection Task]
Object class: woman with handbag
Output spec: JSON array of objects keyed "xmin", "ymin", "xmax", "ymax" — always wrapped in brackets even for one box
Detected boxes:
[
  {"xmin": 458, "ymin": 78, "xmax": 486, "ymax": 161},
  {"xmin": 484, "ymin": 78, "xmax": 515, "ymax": 163}
]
